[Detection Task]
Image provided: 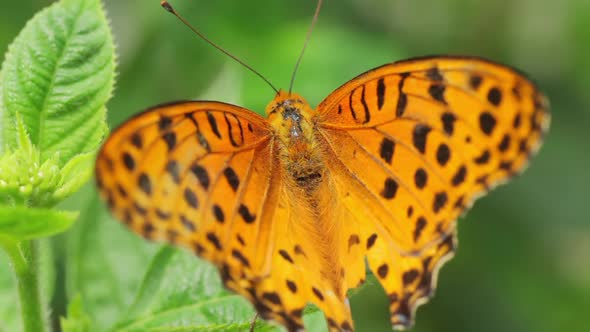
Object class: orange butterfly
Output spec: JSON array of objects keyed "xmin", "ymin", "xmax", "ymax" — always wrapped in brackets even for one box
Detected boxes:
[{"xmin": 95, "ymin": 1, "xmax": 549, "ymax": 331}]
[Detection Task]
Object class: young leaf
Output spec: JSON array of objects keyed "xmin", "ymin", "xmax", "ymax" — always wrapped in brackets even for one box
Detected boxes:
[
  {"xmin": 60, "ymin": 295, "xmax": 91, "ymax": 332},
  {"xmin": 0, "ymin": 113, "xmax": 61, "ymax": 207},
  {"xmin": 65, "ymin": 193, "xmax": 159, "ymax": 331},
  {"xmin": 0, "ymin": 0, "xmax": 115, "ymax": 166},
  {"xmin": 53, "ymin": 151, "xmax": 97, "ymax": 202},
  {"xmin": 0, "ymin": 206, "xmax": 77, "ymax": 241}
]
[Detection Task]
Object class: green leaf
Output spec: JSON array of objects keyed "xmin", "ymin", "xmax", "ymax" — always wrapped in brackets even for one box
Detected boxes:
[
  {"xmin": 53, "ymin": 150, "xmax": 97, "ymax": 201},
  {"xmin": 61, "ymin": 295, "xmax": 91, "ymax": 332},
  {"xmin": 65, "ymin": 192, "xmax": 159, "ymax": 331},
  {"xmin": 122, "ymin": 245, "xmax": 177, "ymax": 320},
  {"xmin": 303, "ymin": 309, "xmax": 329, "ymax": 332},
  {"xmin": 0, "ymin": 206, "xmax": 77, "ymax": 241},
  {"xmin": 111, "ymin": 249, "xmax": 264, "ymax": 332},
  {"xmin": 0, "ymin": 114, "xmax": 61, "ymax": 207},
  {"xmin": 0, "ymin": 0, "xmax": 115, "ymax": 166}
]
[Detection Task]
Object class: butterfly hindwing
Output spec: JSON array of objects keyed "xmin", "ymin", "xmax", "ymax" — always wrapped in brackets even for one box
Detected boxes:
[{"xmin": 316, "ymin": 56, "xmax": 549, "ymax": 328}]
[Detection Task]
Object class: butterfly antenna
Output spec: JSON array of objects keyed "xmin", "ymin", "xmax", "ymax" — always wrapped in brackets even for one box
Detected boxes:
[
  {"xmin": 288, "ymin": 0, "xmax": 323, "ymax": 95},
  {"xmin": 161, "ymin": 1, "xmax": 279, "ymax": 94}
]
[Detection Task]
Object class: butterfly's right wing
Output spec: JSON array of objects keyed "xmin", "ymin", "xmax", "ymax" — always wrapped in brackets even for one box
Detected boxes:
[
  {"xmin": 95, "ymin": 101, "xmax": 281, "ymax": 281},
  {"xmin": 314, "ymin": 56, "xmax": 549, "ymax": 329}
]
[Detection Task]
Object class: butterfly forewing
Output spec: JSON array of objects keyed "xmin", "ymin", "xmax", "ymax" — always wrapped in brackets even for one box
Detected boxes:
[
  {"xmin": 316, "ymin": 56, "xmax": 549, "ymax": 328},
  {"xmin": 95, "ymin": 101, "xmax": 278, "ymax": 274}
]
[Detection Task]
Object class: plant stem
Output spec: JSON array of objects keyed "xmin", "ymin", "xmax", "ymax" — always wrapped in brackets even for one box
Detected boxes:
[{"xmin": 3, "ymin": 240, "xmax": 47, "ymax": 332}]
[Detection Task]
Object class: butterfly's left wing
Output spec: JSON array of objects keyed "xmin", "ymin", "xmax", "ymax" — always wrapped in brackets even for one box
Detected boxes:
[{"xmin": 315, "ymin": 56, "xmax": 549, "ymax": 329}]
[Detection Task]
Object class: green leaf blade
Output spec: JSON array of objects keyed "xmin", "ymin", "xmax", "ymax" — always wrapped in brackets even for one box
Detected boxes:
[
  {"xmin": 0, "ymin": 0, "xmax": 114, "ymax": 165},
  {"xmin": 60, "ymin": 295, "xmax": 91, "ymax": 332},
  {"xmin": 0, "ymin": 206, "xmax": 77, "ymax": 241},
  {"xmin": 112, "ymin": 249, "xmax": 281, "ymax": 332}
]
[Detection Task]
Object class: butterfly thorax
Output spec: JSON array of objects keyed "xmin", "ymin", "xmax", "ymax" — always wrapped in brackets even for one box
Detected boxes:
[{"xmin": 266, "ymin": 90, "xmax": 324, "ymax": 191}]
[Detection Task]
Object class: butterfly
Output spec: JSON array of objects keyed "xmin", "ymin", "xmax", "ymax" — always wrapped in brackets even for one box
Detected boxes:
[{"xmin": 95, "ymin": 3, "xmax": 549, "ymax": 332}]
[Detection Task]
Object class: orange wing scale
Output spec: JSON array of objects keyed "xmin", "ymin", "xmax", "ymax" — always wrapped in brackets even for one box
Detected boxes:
[{"xmin": 95, "ymin": 56, "xmax": 549, "ymax": 332}]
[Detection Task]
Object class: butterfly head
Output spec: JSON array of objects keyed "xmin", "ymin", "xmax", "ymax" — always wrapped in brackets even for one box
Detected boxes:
[
  {"xmin": 266, "ymin": 90, "xmax": 314, "ymax": 145},
  {"xmin": 266, "ymin": 90, "xmax": 316, "ymax": 137}
]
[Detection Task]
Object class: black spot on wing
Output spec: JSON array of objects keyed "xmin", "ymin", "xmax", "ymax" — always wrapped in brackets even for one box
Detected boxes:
[
  {"xmin": 469, "ymin": 74, "xmax": 483, "ymax": 90},
  {"xmin": 367, "ymin": 233, "xmax": 378, "ymax": 249},
  {"xmin": 223, "ymin": 167, "xmax": 240, "ymax": 191},
  {"xmin": 286, "ymin": 280, "xmax": 297, "ymax": 293},
  {"xmin": 414, "ymin": 216, "xmax": 427, "ymax": 242},
  {"xmin": 433, "ymin": 191, "xmax": 448, "ymax": 213},
  {"xmin": 474, "ymin": 150, "xmax": 491, "ymax": 164},
  {"xmin": 436, "ymin": 144, "xmax": 451, "ymax": 166},
  {"xmin": 166, "ymin": 160, "xmax": 181, "ymax": 184},
  {"xmin": 377, "ymin": 78, "xmax": 386, "ymax": 110},
  {"xmin": 379, "ymin": 138, "xmax": 395, "ymax": 164},
  {"xmin": 381, "ymin": 178, "xmax": 398, "ymax": 199},
  {"xmin": 238, "ymin": 204, "xmax": 256, "ymax": 223},
  {"xmin": 513, "ymin": 113, "xmax": 522, "ymax": 129},
  {"xmin": 138, "ymin": 173, "xmax": 151, "ymax": 195},
  {"xmin": 130, "ymin": 133, "xmax": 142, "ymax": 149},
  {"xmin": 212, "ymin": 204, "xmax": 225, "ymax": 223},
  {"xmin": 428, "ymin": 83, "xmax": 446, "ymax": 104},
  {"xmin": 402, "ymin": 269, "xmax": 419, "ymax": 286},
  {"xmin": 498, "ymin": 134, "xmax": 511, "ymax": 152},
  {"xmin": 346, "ymin": 236, "xmax": 360, "ymax": 255},
  {"xmin": 206, "ymin": 111, "xmax": 222, "ymax": 138},
  {"xmin": 412, "ymin": 124, "xmax": 431, "ymax": 154},
  {"xmin": 279, "ymin": 249, "xmax": 294, "ymax": 264},
  {"xmin": 180, "ymin": 214, "xmax": 196, "ymax": 231},
  {"xmin": 232, "ymin": 249, "xmax": 251, "ymax": 267},
  {"xmin": 377, "ymin": 264, "xmax": 389, "ymax": 278},
  {"xmin": 206, "ymin": 232, "xmax": 222, "ymax": 250},
  {"xmin": 414, "ymin": 168, "xmax": 428, "ymax": 189},
  {"xmin": 158, "ymin": 115, "xmax": 172, "ymax": 131},
  {"xmin": 122, "ymin": 152, "xmax": 135, "ymax": 171},
  {"xmin": 185, "ymin": 113, "xmax": 211, "ymax": 152},
  {"xmin": 407, "ymin": 206, "xmax": 414, "ymax": 218},
  {"xmin": 349, "ymin": 89, "xmax": 357, "ymax": 121},
  {"xmin": 426, "ymin": 67, "xmax": 443, "ymax": 81},
  {"xmin": 360, "ymin": 84, "xmax": 371, "ymax": 124},
  {"xmin": 184, "ymin": 188, "xmax": 199, "ymax": 208},
  {"xmin": 451, "ymin": 165, "xmax": 467, "ymax": 186},
  {"xmin": 479, "ymin": 112, "xmax": 497, "ymax": 136},
  {"xmin": 487, "ymin": 87, "xmax": 502, "ymax": 106},
  {"xmin": 312, "ymin": 287, "xmax": 324, "ymax": 301},
  {"xmin": 396, "ymin": 73, "xmax": 409, "ymax": 117},
  {"xmin": 191, "ymin": 164, "xmax": 210, "ymax": 190},
  {"xmin": 441, "ymin": 112, "xmax": 456, "ymax": 136},
  {"xmin": 156, "ymin": 208, "xmax": 172, "ymax": 220},
  {"xmin": 396, "ymin": 93, "xmax": 408, "ymax": 117},
  {"xmin": 162, "ymin": 132, "xmax": 176, "ymax": 150},
  {"xmin": 224, "ymin": 112, "xmax": 242, "ymax": 147}
]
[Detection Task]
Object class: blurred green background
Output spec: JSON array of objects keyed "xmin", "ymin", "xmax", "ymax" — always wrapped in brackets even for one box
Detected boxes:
[{"xmin": 1, "ymin": 0, "xmax": 589, "ymax": 331}]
